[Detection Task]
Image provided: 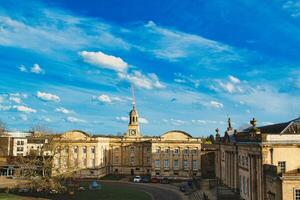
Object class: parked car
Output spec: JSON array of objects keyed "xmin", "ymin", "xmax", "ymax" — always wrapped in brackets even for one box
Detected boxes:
[
  {"xmin": 133, "ymin": 176, "xmax": 142, "ymax": 183},
  {"xmin": 142, "ymin": 176, "xmax": 150, "ymax": 183},
  {"xmin": 160, "ymin": 177, "xmax": 170, "ymax": 184},
  {"xmin": 150, "ymin": 177, "xmax": 160, "ymax": 183},
  {"xmin": 18, "ymin": 188, "xmax": 30, "ymax": 193},
  {"xmin": 179, "ymin": 185, "xmax": 186, "ymax": 192}
]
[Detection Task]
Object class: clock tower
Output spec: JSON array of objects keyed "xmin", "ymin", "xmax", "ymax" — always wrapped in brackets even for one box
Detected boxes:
[
  {"xmin": 126, "ymin": 104, "xmax": 141, "ymax": 138},
  {"xmin": 125, "ymin": 86, "xmax": 141, "ymax": 138}
]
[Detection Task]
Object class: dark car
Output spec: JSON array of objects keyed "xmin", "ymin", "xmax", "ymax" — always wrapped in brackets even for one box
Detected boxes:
[
  {"xmin": 150, "ymin": 177, "xmax": 160, "ymax": 183},
  {"xmin": 160, "ymin": 177, "xmax": 170, "ymax": 184},
  {"xmin": 179, "ymin": 185, "xmax": 186, "ymax": 192},
  {"xmin": 142, "ymin": 176, "xmax": 150, "ymax": 183}
]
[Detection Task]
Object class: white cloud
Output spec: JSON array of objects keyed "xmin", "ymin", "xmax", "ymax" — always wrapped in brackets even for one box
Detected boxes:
[
  {"xmin": 56, "ymin": 107, "xmax": 72, "ymax": 114},
  {"xmin": 30, "ymin": 64, "xmax": 44, "ymax": 74},
  {"xmin": 9, "ymin": 96, "xmax": 21, "ymax": 104},
  {"xmin": 116, "ymin": 116, "xmax": 129, "ymax": 122},
  {"xmin": 0, "ymin": 105, "xmax": 11, "ymax": 111},
  {"xmin": 283, "ymin": 1, "xmax": 300, "ymax": 17},
  {"xmin": 13, "ymin": 105, "xmax": 36, "ymax": 113},
  {"xmin": 66, "ymin": 116, "xmax": 86, "ymax": 123},
  {"xmin": 94, "ymin": 94, "xmax": 124, "ymax": 104},
  {"xmin": 37, "ymin": 91, "xmax": 60, "ymax": 102},
  {"xmin": 19, "ymin": 65, "xmax": 27, "ymax": 72},
  {"xmin": 118, "ymin": 71, "xmax": 165, "ymax": 89},
  {"xmin": 18, "ymin": 64, "xmax": 44, "ymax": 74},
  {"xmin": 79, "ymin": 51, "xmax": 128, "ymax": 72},
  {"xmin": 228, "ymin": 75, "xmax": 241, "ymax": 84},
  {"xmin": 210, "ymin": 101, "xmax": 224, "ymax": 109},
  {"xmin": 139, "ymin": 117, "xmax": 149, "ymax": 124},
  {"xmin": 40, "ymin": 116, "xmax": 52, "ymax": 122}
]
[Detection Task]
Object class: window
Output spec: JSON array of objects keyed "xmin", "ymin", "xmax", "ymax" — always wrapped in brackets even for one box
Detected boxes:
[
  {"xmin": 184, "ymin": 160, "xmax": 189, "ymax": 169},
  {"xmin": 91, "ymin": 147, "xmax": 95, "ymax": 154},
  {"xmin": 247, "ymin": 178, "xmax": 249, "ymax": 196},
  {"xmin": 174, "ymin": 160, "xmax": 179, "ymax": 168},
  {"xmin": 130, "ymin": 146, "xmax": 135, "ymax": 152},
  {"xmin": 243, "ymin": 176, "xmax": 246, "ymax": 194},
  {"xmin": 174, "ymin": 148, "xmax": 179, "ymax": 154},
  {"xmin": 192, "ymin": 149, "xmax": 197, "ymax": 155},
  {"xmin": 192, "ymin": 160, "xmax": 197, "ymax": 170},
  {"xmin": 156, "ymin": 148, "xmax": 160, "ymax": 154},
  {"xmin": 146, "ymin": 156, "xmax": 150, "ymax": 164},
  {"xmin": 83, "ymin": 147, "xmax": 87, "ymax": 154},
  {"xmin": 278, "ymin": 161, "xmax": 286, "ymax": 173},
  {"xmin": 165, "ymin": 148, "xmax": 170, "ymax": 154},
  {"xmin": 147, "ymin": 147, "xmax": 151, "ymax": 152},
  {"xmin": 295, "ymin": 189, "xmax": 300, "ymax": 200},
  {"xmin": 242, "ymin": 156, "xmax": 245, "ymax": 166},
  {"xmin": 92, "ymin": 159, "xmax": 95, "ymax": 168},
  {"xmin": 239, "ymin": 155, "xmax": 241, "ymax": 164},
  {"xmin": 245, "ymin": 157, "xmax": 248, "ymax": 167},
  {"xmin": 239, "ymin": 175, "xmax": 242, "ymax": 191},
  {"xmin": 130, "ymin": 156, "xmax": 134, "ymax": 164},
  {"xmin": 17, "ymin": 147, "xmax": 23, "ymax": 151},
  {"xmin": 65, "ymin": 148, "xmax": 69, "ymax": 153},
  {"xmin": 74, "ymin": 147, "xmax": 78, "ymax": 153},
  {"xmin": 114, "ymin": 156, "xmax": 119, "ymax": 164},
  {"xmin": 184, "ymin": 148, "xmax": 189, "ymax": 155},
  {"xmin": 17, "ymin": 141, "xmax": 24, "ymax": 145},
  {"xmin": 155, "ymin": 159, "xmax": 160, "ymax": 168},
  {"xmin": 164, "ymin": 159, "xmax": 169, "ymax": 169}
]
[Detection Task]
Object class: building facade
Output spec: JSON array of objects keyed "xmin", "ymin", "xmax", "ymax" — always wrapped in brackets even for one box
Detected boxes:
[
  {"xmin": 51, "ymin": 104, "xmax": 204, "ymax": 179},
  {"xmin": 215, "ymin": 117, "xmax": 300, "ymax": 200}
]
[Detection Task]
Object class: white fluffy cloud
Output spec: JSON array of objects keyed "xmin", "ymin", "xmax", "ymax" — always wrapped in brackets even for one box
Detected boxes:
[
  {"xmin": 56, "ymin": 107, "xmax": 72, "ymax": 114},
  {"xmin": 30, "ymin": 64, "xmax": 43, "ymax": 74},
  {"xmin": 37, "ymin": 91, "xmax": 60, "ymax": 102},
  {"xmin": 118, "ymin": 71, "xmax": 165, "ymax": 89},
  {"xmin": 116, "ymin": 116, "xmax": 129, "ymax": 122},
  {"xmin": 18, "ymin": 64, "xmax": 44, "ymax": 74},
  {"xmin": 66, "ymin": 116, "xmax": 86, "ymax": 123},
  {"xmin": 13, "ymin": 105, "xmax": 36, "ymax": 113},
  {"xmin": 228, "ymin": 75, "xmax": 241, "ymax": 84},
  {"xmin": 94, "ymin": 94, "xmax": 124, "ymax": 104},
  {"xmin": 139, "ymin": 117, "xmax": 149, "ymax": 124},
  {"xmin": 209, "ymin": 101, "xmax": 224, "ymax": 109},
  {"xmin": 79, "ymin": 51, "xmax": 128, "ymax": 72},
  {"xmin": 9, "ymin": 96, "xmax": 21, "ymax": 104}
]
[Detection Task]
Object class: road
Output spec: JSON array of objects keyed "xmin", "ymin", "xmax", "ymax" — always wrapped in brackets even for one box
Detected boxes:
[{"xmin": 103, "ymin": 181, "xmax": 183, "ymax": 200}]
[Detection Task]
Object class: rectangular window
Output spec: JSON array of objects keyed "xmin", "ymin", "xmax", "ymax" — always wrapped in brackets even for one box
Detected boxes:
[
  {"xmin": 184, "ymin": 160, "xmax": 189, "ymax": 169},
  {"xmin": 243, "ymin": 176, "xmax": 246, "ymax": 194},
  {"xmin": 163, "ymin": 159, "xmax": 169, "ymax": 169},
  {"xmin": 155, "ymin": 159, "xmax": 160, "ymax": 168},
  {"xmin": 146, "ymin": 156, "xmax": 150, "ymax": 164},
  {"xmin": 17, "ymin": 141, "xmax": 21, "ymax": 145},
  {"xmin": 278, "ymin": 161, "xmax": 286, "ymax": 173},
  {"xmin": 245, "ymin": 157, "xmax": 248, "ymax": 167},
  {"xmin": 192, "ymin": 160, "xmax": 197, "ymax": 170},
  {"xmin": 165, "ymin": 148, "xmax": 170, "ymax": 154},
  {"xmin": 174, "ymin": 148, "xmax": 179, "ymax": 154},
  {"xmin": 74, "ymin": 147, "xmax": 78, "ymax": 153},
  {"xmin": 17, "ymin": 147, "xmax": 23, "ymax": 151},
  {"xmin": 83, "ymin": 147, "xmax": 87, "ymax": 154},
  {"xmin": 92, "ymin": 159, "xmax": 95, "ymax": 168},
  {"xmin": 114, "ymin": 156, "xmax": 119, "ymax": 164},
  {"xmin": 21, "ymin": 141, "xmax": 24, "ymax": 145},
  {"xmin": 91, "ymin": 147, "xmax": 95, "ymax": 154},
  {"xmin": 192, "ymin": 149, "xmax": 197, "ymax": 155},
  {"xmin": 147, "ymin": 147, "xmax": 151, "ymax": 152},
  {"xmin": 242, "ymin": 156, "xmax": 245, "ymax": 166},
  {"xmin": 130, "ymin": 156, "xmax": 134, "ymax": 164},
  {"xmin": 130, "ymin": 146, "xmax": 135, "ymax": 152},
  {"xmin": 174, "ymin": 160, "xmax": 179, "ymax": 168},
  {"xmin": 184, "ymin": 148, "xmax": 189, "ymax": 155},
  {"xmin": 156, "ymin": 148, "xmax": 160, "ymax": 154},
  {"xmin": 295, "ymin": 189, "xmax": 300, "ymax": 200}
]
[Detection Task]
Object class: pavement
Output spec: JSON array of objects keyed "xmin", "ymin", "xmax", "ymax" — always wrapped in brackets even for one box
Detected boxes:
[{"xmin": 102, "ymin": 181, "xmax": 187, "ymax": 200}]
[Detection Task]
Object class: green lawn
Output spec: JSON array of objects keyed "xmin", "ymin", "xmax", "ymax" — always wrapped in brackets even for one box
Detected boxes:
[{"xmin": 0, "ymin": 183, "xmax": 152, "ymax": 200}]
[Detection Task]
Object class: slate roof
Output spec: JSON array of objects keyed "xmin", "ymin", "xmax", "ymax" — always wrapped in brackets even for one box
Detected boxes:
[{"xmin": 241, "ymin": 117, "xmax": 300, "ymax": 134}]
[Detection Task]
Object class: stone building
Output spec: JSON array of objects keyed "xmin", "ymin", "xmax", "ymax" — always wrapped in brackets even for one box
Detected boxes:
[
  {"xmin": 51, "ymin": 104, "xmax": 204, "ymax": 179},
  {"xmin": 215, "ymin": 117, "xmax": 300, "ymax": 200}
]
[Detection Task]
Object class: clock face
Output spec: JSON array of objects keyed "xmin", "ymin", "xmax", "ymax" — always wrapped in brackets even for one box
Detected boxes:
[{"xmin": 130, "ymin": 130, "xmax": 136, "ymax": 136}]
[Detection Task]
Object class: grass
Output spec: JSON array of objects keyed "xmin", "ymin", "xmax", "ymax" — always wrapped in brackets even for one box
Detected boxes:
[{"xmin": 0, "ymin": 182, "xmax": 152, "ymax": 200}]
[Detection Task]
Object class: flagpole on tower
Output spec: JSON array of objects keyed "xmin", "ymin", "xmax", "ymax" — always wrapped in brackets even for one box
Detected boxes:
[{"xmin": 131, "ymin": 85, "xmax": 136, "ymax": 108}]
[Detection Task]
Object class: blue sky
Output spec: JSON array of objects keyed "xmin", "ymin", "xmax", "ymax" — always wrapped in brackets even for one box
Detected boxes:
[{"xmin": 0, "ymin": 0, "xmax": 300, "ymax": 136}]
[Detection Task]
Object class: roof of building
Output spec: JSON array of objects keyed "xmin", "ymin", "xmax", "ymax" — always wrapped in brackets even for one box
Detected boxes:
[
  {"xmin": 241, "ymin": 117, "xmax": 300, "ymax": 134},
  {"xmin": 161, "ymin": 130, "xmax": 193, "ymax": 138}
]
